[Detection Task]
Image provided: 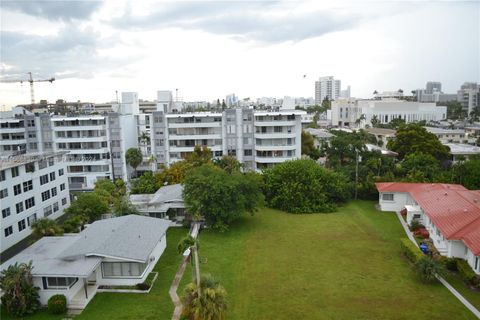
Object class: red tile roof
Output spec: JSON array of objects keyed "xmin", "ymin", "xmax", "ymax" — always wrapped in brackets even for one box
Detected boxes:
[{"xmin": 376, "ymin": 182, "xmax": 480, "ymax": 256}]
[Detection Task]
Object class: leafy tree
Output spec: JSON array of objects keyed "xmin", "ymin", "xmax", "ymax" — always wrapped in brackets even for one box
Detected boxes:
[
  {"xmin": 400, "ymin": 152, "xmax": 440, "ymax": 182},
  {"xmin": 94, "ymin": 178, "xmax": 127, "ymax": 205},
  {"xmin": 370, "ymin": 115, "xmax": 380, "ymax": 127},
  {"xmin": 182, "ymin": 274, "xmax": 227, "ymax": 320},
  {"xmin": 301, "ymin": 130, "xmax": 320, "ymax": 160},
  {"xmin": 387, "ymin": 123, "xmax": 450, "ymax": 161},
  {"xmin": 452, "ymin": 158, "xmax": 480, "ymax": 189},
  {"xmin": 131, "ymin": 171, "xmax": 158, "ymax": 194},
  {"xmin": 178, "ymin": 234, "xmax": 198, "ymax": 255},
  {"xmin": 183, "ymin": 164, "xmax": 264, "ymax": 231},
  {"xmin": 65, "ymin": 193, "xmax": 109, "ymax": 222},
  {"xmin": 442, "ymin": 101, "xmax": 466, "ymax": 120},
  {"xmin": 138, "ymin": 131, "xmax": 150, "ymax": 146},
  {"xmin": 263, "ymin": 159, "xmax": 350, "ymax": 213},
  {"xmin": 112, "ymin": 197, "xmax": 140, "ymax": 216},
  {"xmin": 416, "ymin": 256, "xmax": 445, "ymax": 283},
  {"xmin": 0, "ymin": 262, "xmax": 40, "ymax": 317},
  {"xmin": 62, "ymin": 215, "xmax": 88, "ymax": 233},
  {"xmin": 185, "ymin": 145, "xmax": 212, "ymax": 167},
  {"xmin": 125, "ymin": 148, "xmax": 143, "ymax": 178},
  {"xmin": 213, "ymin": 155, "xmax": 243, "ymax": 174},
  {"xmin": 31, "ymin": 218, "xmax": 63, "ymax": 238}
]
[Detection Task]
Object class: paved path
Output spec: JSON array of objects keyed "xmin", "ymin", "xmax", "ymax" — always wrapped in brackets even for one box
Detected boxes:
[
  {"xmin": 169, "ymin": 222, "xmax": 201, "ymax": 320},
  {"xmin": 394, "ymin": 212, "xmax": 480, "ymax": 319}
]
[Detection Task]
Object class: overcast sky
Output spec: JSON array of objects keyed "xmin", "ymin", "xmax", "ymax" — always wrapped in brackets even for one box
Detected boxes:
[{"xmin": 0, "ymin": 0, "xmax": 479, "ymax": 108}]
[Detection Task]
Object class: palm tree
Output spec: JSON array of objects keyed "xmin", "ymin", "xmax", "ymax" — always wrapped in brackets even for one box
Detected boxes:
[
  {"xmin": 31, "ymin": 218, "xmax": 63, "ymax": 238},
  {"xmin": 182, "ymin": 274, "xmax": 227, "ymax": 320},
  {"xmin": 415, "ymin": 256, "xmax": 445, "ymax": 282},
  {"xmin": 138, "ymin": 131, "xmax": 150, "ymax": 146},
  {"xmin": 125, "ymin": 148, "xmax": 143, "ymax": 178}
]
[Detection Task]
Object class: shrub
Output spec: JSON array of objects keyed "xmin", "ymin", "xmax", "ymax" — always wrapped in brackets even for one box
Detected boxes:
[
  {"xmin": 443, "ymin": 257, "xmax": 458, "ymax": 271},
  {"xmin": 48, "ymin": 294, "xmax": 67, "ymax": 314},
  {"xmin": 413, "ymin": 228, "xmax": 429, "ymax": 239},
  {"xmin": 415, "ymin": 256, "xmax": 445, "ymax": 282},
  {"xmin": 400, "ymin": 238, "xmax": 424, "ymax": 263},
  {"xmin": 409, "ymin": 220, "xmax": 424, "ymax": 231},
  {"xmin": 136, "ymin": 282, "xmax": 150, "ymax": 291},
  {"xmin": 457, "ymin": 259, "xmax": 480, "ymax": 287}
]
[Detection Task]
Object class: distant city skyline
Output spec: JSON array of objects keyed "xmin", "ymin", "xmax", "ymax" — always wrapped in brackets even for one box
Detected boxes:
[{"xmin": 1, "ymin": 0, "xmax": 479, "ymax": 107}]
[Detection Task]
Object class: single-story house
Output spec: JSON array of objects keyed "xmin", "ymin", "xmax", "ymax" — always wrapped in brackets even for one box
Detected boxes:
[
  {"xmin": 376, "ymin": 182, "xmax": 480, "ymax": 275},
  {"xmin": 0, "ymin": 215, "xmax": 170, "ymax": 309},
  {"xmin": 130, "ymin": 184, "xmax": 187, "ymax": 221}
]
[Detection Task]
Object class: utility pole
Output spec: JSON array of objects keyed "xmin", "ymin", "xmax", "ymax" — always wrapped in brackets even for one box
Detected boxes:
[
  {"xmin": 354, "ymin": 148, "xmax": 359, "ymax": 200},
  {"xmin": 193, "ymin": 243, "xmax": 201, "ymax": 296}
]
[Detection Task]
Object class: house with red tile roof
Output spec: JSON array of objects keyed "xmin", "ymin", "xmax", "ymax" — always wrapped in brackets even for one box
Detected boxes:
[{"xmin": 376, "ymin": 182, "xmax": 480, "ymax": 275}]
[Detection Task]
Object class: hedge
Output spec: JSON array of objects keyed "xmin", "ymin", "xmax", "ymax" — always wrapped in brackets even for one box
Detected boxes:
[
  {"xmin": 456, "ymin": 259, "xmax": 480, "ymax": 287},
  {"xmin": 400, "ymin": 238, "xmax": 424, "ymax": 263},
  {"xmin": 47, "ymin": 294, "xmax": 67, "ymax": 315}
]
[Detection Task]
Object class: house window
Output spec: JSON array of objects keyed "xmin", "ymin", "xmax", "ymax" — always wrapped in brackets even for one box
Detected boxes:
[
  {"xmin": 244, "ymin": 149, "xmax": 253, "ymax": 156},
  {"xmin": 39, "ymin": 159, "xmax": 48, "ymax": 170},
  {"xmin": 53, "ymin": 202, "xmax": 59, "ymax": 212},
  {"xmin": 18, "ymin": 219, "xmax": 26, "ymax": 231},
  {"xmin": 23, "ymin": 180, "xmax": 33, "ymax": 192},
  {"xmin": 11, "ymin": 167, "xmax": 19, "ymax": 177},
  {"xmin": 59, "ymin": 169, "xmax": 64, "ymax": 176},
  {"xmin": 40, "ymin": 174, "xmax": 49, "ymax": 185},
  {"xmin": 102, "ymin": 262, "xmax": 148, "ymax": 277},
  {"xmin": 413, "ymin": 214, "xmax": 421, "ymax": 219},
  {"xmin": 2, "ymin": 207, "xmax": 11, "ymax": 218},
  {"xmin": 42, "ymin": 190, "xmax": 51, "ymax": 202},
  {"xmin": 60, "ymin": 183, "xmax": 66, "ymax": 191},
  {"xmin": 0, "ymin": 170, "xmax": 5, "ymax": 181},
  {"xmin": 62, "ymin": 198, "xmax": 67, "ymax": 205},
  {"xmin": 25, "ymin": 162, "xmax": 35, "ymax": 173},
  {"xmin": 0, "ymin": 188, "xmax": 8, "ymax": 199},
  {"xmin": 44, "ymin": 205, "xmax": 53, "ymax": 217},
  {"xmin": 49, "ymin": 172, "xmax": 56, "ymax": 181},
  {"xmin": 48, "ymin": 157, "xmax": 54, "ymax": 166},
  {"xmin": 51, "ymin": 187, "xmax": 57, "ymax": 197},
  {"xmin": 382, "ymin": 193, "xmax": 394, "ymax": 201},
  {"xmin": 475, "ymin": 257, "xmax": 479, "ymax": 272},
  {"xmin": 25, "ymin": 197, "xmax": 35, "ymax": 209},
  {"xmin": 43, "ymin": 277, "xmax": 78, "ymax": 290},
  {"xmin": 4, "ymin": 226, "xmax": 13, "ymax": 237},
  {"xmin": 16, "ymin": 202, "xmax": 24, "ymax": 214},
  {"xmin": 14, "ymin": 184, "xmax": 22, "ymax": 196}
]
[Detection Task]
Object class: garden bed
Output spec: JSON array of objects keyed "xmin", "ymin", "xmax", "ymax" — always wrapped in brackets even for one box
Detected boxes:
[{"xmin": 97, "ymin": 272, "xmax": 158, "ymax": 293}]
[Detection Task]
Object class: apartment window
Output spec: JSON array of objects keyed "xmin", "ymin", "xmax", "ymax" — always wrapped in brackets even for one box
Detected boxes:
[
  {"xmin": 382, "ymin": 193, "xmax": 394, "ymax": 201},
  {"xmin": 23, "ymin": 180, "xmax": 33, "ymax": 192},
  {"xmin": 44, "ymin": 205, "xmax": 53, "ymax": 217},
  {"xmin": 60, "ymin": 183, "xmax": 66, "ymax": 191},
  {"xmin": 39, "ymin": 159, "xmax": 48, "ymax": 169},
  {"xmin": 43, "ymin": 277, "xmax": 78, "ymax": 290},
  {"xmin": 40, "ymin": 174, "xmax": 49, "ymax": 185},
  {"xmin": 25, "ymin": 197, "xmax": 35, "ymax": 209},
  {"xmin": 48, "ymin": 157, "xmax": 54, "ymax": 166},
  {"xmin": 0, "ymin": 170, "xmax": 5, "ymax": 181},
  {"xmin": 18, "ymin": 219, "xmax": 26, "ymax": 232},
  {"xmin": 16, "ymin": 202, "xmax": 24, "ymax": 214},
  {"xmin": 49, "ymin": 172, "xmax": 56, "ymax": 181},
  {"xmin": 59, "ymin": 168, "xmax": 64, "ymax": 176},
  {"xmin": 11, "ymin": 167, "xmax": 19, "ymax": 177},
  {"xmin": 2, "ymin": 207, "xmax": 11, "ymax": 218},
  {"xmin": 0, "ymin": 188, "xmax": 8, "ymax": 199},
  {"xmin": 44, "ymin": 142, "xmax": 53, "ymax": 149},
  {"xmin": 14, "ymin": 184, "xmax": 22, "ymax": 196},
  {"xmin": 4, "ymin": 226, "xmax": 13, "ymax": 237},
  {"xmin": 41, "ymin": 190, "xmax": 51, "ymax": 202},
  {"xmin": 25, "ymin": 162, "xmax": 35, "ymax": 173},
  {"xmin": 27, "ymin": 213, "xmax": 37, "ymax": 226},
  {"xmin": 62, "ymin": 198, "xmax": 67, "ymax": 205},
  {"xmin": 51, "ymin": 187, "xmax": 57, "ymax": 197},
  {"xmin": 244, "ymin": 149, "xmax": 253, "ymax": 156},
  {"xmin": 102, "ymin": 262, "xmax": 148, "ymax": 277}
]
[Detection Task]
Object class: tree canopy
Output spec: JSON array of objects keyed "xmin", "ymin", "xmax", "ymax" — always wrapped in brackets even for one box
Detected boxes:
[
  {"xmin": 65, "ymin": 192, "xmax": 109, "ymax": 222},
  {"xmin": 263, "ymin": 159, "xmax": 350, "ymax": 213},
  {"xmin": 387, "ymin": 123, "xmax": 450, "ymax": 160},
  {"xmin": 182, "ymin": 274, "xmax": 227, "ymax": 320},
  {"xmin": 125, "ymin": 148, "xmax": 143, "ymax": 177},
  {"xmin": 183, "ymin": 164, "xmax": 264, "ymax": 231},
  {"xmin": 301, "ymin": 130, "xmax": 321, "ymax": 160}
]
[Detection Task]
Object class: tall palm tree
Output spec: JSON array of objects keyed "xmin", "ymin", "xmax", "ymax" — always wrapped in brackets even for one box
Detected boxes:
[{"xmin": 182, "ymin": 274, "xmax": 227, "ymax": 320}]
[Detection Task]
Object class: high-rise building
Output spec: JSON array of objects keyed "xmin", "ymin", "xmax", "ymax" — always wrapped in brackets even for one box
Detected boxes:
[
  {"xmin": 225, "ymin": 94, "xmax": 238, "ymax": 108},
  {"xmin": 315, "ymin": 76, "xmax": 341, "ymax": 105},
  {"xmin": 457, "ymin": 82, "xmax": 480, "ymax": 115},
  {"xmin": 426, "ymin": 81, "xmax": 442, "ymax": 94}
]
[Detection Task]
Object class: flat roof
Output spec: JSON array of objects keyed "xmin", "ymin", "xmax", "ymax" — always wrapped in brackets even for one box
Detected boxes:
[
  {"xmin": 365, "ymin": 128, "xmax": 397, "ymax": 136},
  {"xmin": 0, "ymin": 151, "xmax": 69, "ymax": 171},
  {"xmin": 444, "ymin": 143, "xmax": 480, "ymax": 155},
  {"xmin": 425, "ymin": 127, "xmax": 465, "ymax": 134}
]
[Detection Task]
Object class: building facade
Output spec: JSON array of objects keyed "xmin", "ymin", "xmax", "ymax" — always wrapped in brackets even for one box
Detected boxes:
[
  {"xmin": 457, "ymin": 82, "xmax": 480, "ymax": 115},
  {"xmin": 0, "ymin": 152, "xmax": 70, "ymax": 252},
  {"xmin": 315, "ymin": 76, "xmax": 341, "ymax": 104}
]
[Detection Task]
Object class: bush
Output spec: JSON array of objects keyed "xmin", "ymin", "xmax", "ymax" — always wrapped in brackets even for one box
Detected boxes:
[
  {"xmin": 409, "ymin": 220, "xmax": 424, "ymax": 231},
  {"xmin": 442, "ymin": 257, "xmax": 458, "ymax": 271},
  {"xmin": 400, "ymin": 238, "xmax": 424, "ymax": 263},
  {"xmin": 136, "ymin": 282, "xmax": 150, "ymax": 291},
  {"xmin": 413, "ymin": 228, "xmax": 429, "ymax": 239},
  {"xmin": 48, "ymin": 294, "xmax": 67, "ymax": 314},
  {"xmin": 457, "ymin": 259, "xmax": 480, "ymax": 287},
  {"xmin": 415, "ymin": 256, "xmax": 445, "ymax": 282}
]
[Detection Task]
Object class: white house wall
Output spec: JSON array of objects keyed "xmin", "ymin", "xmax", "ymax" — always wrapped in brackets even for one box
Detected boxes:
[
  {"xmin": 378, "ymin": 192, "xmax": 410, "ymax": 211},
  {"xmin": 34, "ymin": 276, "xmax": 85, "ymax": 306}
]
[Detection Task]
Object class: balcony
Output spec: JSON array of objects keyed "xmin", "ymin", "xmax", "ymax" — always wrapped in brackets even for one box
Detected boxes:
[
  {"xmin": 255, "ymin": 144, "xmax": 297, "ymax": 151},
  {"xmin": 168, "ymin": 122, "xmax": 222, "ymax": 129},
  {"xmin": 254, "ymin": 132, "xmax": 296, "ymax": 139},
  {"xmin": 253, "ymin": 120, "xmax": 296, "ymax": 126},
  {"xmin": 168, "ymin": 134, "xmax": 221, "ymax": 140},
  {"xmin": 255, "ymin": 156, "xmax": 294, "ymax": 164}
]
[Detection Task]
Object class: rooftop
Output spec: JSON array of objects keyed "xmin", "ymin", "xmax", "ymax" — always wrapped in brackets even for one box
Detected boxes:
[
  {"xmin": 0, "ymin": 151, "xmax": 68, "ymax": 171},
  {"xmin": 444, "ymin": 143, "xmax": 480, "ymax": 155},
  {"xmin": 425, "ymin": 127, "xmax": 465, "ymax": 134}
]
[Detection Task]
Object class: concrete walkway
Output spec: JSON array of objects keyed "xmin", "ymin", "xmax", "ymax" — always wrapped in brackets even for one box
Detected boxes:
[
  {"xmin": 395, "ymin": 212, "xmax": 480, "ymax": 319},
  {"xmin": 169, "ymin": 222, "xmax": 201, "ymax": 320}
]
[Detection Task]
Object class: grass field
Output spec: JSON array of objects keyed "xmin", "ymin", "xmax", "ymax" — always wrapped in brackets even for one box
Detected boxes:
[{"xmin": 180, "ymin": 201, "xmax": 479, "ymax": 320}]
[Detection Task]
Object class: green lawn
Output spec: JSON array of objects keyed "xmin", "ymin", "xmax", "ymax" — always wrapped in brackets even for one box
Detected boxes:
[{"xmin": 180, "ymin": 201, "xmax": 479, "ymax": 320}]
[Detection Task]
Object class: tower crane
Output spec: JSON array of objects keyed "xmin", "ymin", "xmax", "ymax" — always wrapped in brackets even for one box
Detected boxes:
[{"xmin": 0, "ymin": 72, "xmax": 55, "ymax": 105}]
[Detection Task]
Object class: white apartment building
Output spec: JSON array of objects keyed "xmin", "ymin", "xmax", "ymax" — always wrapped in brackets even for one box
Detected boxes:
[
  {"xmin": 425, "ymin": 127, "xmax": 467, "ymax": 143},
  {"xmin": 331, "ymin": 99, "xmax": 447, "ymax": 128},
  {"xmin": 315, "ymin": 76, "xmax": 341, "ymax": 104},
  {"xmin": 0, "ymin": 152, "xmax": 70, "ymax": 252},
  {"xmin": 457, "ymin": 82, "xmax": 480, "ymax": 115}
]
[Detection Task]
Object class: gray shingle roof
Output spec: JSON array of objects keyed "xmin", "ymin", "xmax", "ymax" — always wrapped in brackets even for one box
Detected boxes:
[
  {"xmin": 59, "ymin": 215, "xmax": 170, "ymax": 262},
  {"xmin": 149, "ymin": 184, "xmax": 183, "ymax": 205}
]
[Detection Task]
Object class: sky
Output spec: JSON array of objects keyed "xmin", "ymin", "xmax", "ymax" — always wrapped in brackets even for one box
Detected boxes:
[{"xmin": 0, "ymin": 0, "xmax": 479, "ymax": 108}]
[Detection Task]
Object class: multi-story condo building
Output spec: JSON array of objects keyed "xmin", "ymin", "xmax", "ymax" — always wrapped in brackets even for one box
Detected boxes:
[
  {"xmin": 457, "ymin": 82, "xmax": 480, "ymax": 115},
  {"xmin": 315, "ymin": 76, "xmax": 341, "ymax": 104},
  {"xmin": 414, "ymin": 81, "xmax": 457, "ymax": 103},
  {"xmin": 425, "ymin": 127, "xmax": 468, "ymax": 144},
  {"xmin": 0, "ymin": 151, "xmax": 70, "ymax": 252},
  {"xmin": 331, "ymin": 99, "xmax": 447, "ymax": 128}
]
